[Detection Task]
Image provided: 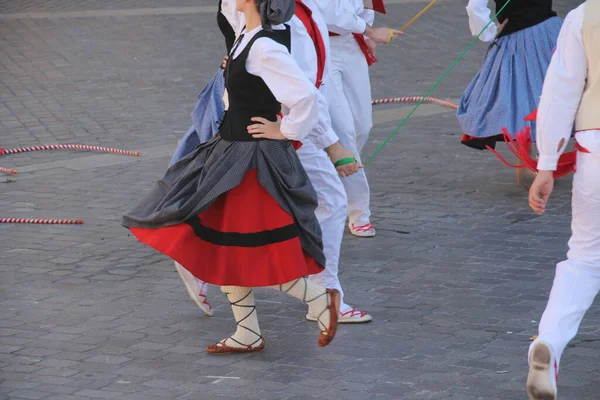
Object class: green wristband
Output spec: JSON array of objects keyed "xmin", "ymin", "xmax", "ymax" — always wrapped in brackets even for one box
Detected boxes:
[{"xmin": 334, "ymin": 157, "xmax": 357, "ymax": 168}]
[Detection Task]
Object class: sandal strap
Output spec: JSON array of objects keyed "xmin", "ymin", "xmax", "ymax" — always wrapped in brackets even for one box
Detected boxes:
[
  {"xmin": 221, "ymin": 289, "xmax": 262, "ymax": 346},
  {"xmin": 279, "ymin": 279, "xmax": 330, "ymax": 332}
]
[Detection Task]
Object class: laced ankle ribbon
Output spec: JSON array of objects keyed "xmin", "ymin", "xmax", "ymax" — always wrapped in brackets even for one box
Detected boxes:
[
  {"xmin": 221, "ymin": 289, "xmax": 262, "ymax": 349},
  {"xmin": 280, "ymin": 278, "xmax": 330, "ymax": 333}
]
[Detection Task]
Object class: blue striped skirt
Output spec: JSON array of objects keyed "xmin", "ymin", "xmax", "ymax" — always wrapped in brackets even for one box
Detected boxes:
[{"xmin": 457, "ymin": 16, "xmax": 562, "ymax": 142}]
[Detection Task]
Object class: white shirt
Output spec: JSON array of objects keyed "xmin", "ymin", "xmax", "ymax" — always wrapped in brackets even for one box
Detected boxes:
[
  {"xmin": 316, "ymin": 0, "xmax": 373, "ymax": 35},
  {"xmin": 465, "ymin": 0, "xmax": 498, "ymax": 43},
  {"xmin": 537, "ymin": 4, "xmax": 593, "ymax": 171},
  {"xmin": 221, "ymin": 1, "xmax": 339, "ymax": 149},
  {"xmin": 231, "ymin": 25, "xmax": 319, "ymax": 141}
]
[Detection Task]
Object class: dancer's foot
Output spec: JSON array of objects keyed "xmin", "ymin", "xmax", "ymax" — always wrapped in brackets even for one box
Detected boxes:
[
  {"xmin": 206, "ymin": 336, "xmax": 265, "ymax": 355},
  {"xmin": 349, "ymin": 222, "xmax": 376, "ymax": 238},
  {"xmin": 175, "ymin": 262, "xmax": 213, "ymax": 316},
  {"xmin": 207, "ymin": 287, "xmax": 263, "ymax": 354},
  {"xmin": 339, "ymin": 307, "xmax": 372, "ymax": 323},
  {"xmin": 526, "ymin": 340, "xmax": 557, "ymax": 400},
  {"xmin": 274, "ymin": 280, "xmax": 340, "ymax": 347},
  {"xmin": 317, "ymin": 289, "xmax": 340, "ymax": 347},
  {"xmin": 307, "ymin": 306, "xmax": 372, "ymax": 324}
]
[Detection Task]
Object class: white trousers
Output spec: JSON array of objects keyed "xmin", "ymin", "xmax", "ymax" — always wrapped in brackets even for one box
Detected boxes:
[
  {"xmin": 296, "ymin": 140, "xmax": 351, "ymax": 311},
  {"xmin": 327, "ymin": 34, "xmax": 373, "ymax": 226},
  {"xmin": 531, "ymin": 151, "xmax": 600, "ymax": 367}
]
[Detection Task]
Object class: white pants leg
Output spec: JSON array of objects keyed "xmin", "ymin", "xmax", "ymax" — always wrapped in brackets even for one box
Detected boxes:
[
  {"xmin": 296, "ymin": 140, "xmax": 352, "ymax": 311},
  {"xmin": 328, "ymin": 35, "xmax": 373, "ymax": 227},
  {"xmin": 531, "ymin": 151, "xmax": 600, "ymax": 367}
]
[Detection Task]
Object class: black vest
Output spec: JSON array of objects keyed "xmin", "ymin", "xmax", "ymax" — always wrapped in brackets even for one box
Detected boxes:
[
  {"xmin": 494, "ymin": 0, "xmax": 557, "ymax": 37},
  {"xmin": 217, "ymin": 0, "xmax": 236, "ymax": 53},
  {"xmin": 219, "ymin": 27, "xmax": 292, "ymax": 142}
]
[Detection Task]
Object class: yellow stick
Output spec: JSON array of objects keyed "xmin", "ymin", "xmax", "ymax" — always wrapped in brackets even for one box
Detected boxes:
[{"xmin": 399, "ymin": 0, "xmax": 439, "ymax": 32}]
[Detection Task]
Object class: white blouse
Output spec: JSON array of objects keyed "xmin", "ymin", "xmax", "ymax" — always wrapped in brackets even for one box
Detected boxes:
[
  {"xmin": 230, "ymin": 25, "xmax": 319, "ymax": 142},
  {"xmin": 465, "ymin": 0, "xmax": 498, "ymax": 43},
  {"xmin": 537, "ymin": 4, "xmax": 594, "ymax": 171},
  {"xmin": 221, "ymin": 1, "xmax": 339, "ymax": 148}
]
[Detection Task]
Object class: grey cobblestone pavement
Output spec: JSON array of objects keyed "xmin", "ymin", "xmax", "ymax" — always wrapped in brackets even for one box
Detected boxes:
[{"xmin": 0, "ymin": 0, "xmax": 592, "ymax": 399}]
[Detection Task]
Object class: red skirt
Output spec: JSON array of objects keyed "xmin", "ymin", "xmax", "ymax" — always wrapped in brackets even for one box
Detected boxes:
[{"xmin": 130, "ymin": 169, "xmax": 323, "ymax": 286}]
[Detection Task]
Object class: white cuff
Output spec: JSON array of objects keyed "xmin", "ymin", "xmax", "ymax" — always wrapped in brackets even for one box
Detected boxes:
[
  {"xmin": 537, "ymin": 154, "xmax": 560, "ymax": 171},
  {"xmin": 318, "ymin": 128, "xmax": 339, "ymax": 150}
]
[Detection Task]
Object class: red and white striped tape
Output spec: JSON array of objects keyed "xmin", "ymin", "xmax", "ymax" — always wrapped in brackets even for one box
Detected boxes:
[
  {"xmin": 372, "ymin": 96, "xmax": 458, "ymax": 110},
  {"xmin": 0, "ymin": 167, "xmax": 17, "ymax": 174},
  {"xmin": 0, "ymin": 218, "xmax": 84, "ymax": 224},
  {"xmin": 0, "ymin": 144, "xmax": 140, "ymax": 157}
]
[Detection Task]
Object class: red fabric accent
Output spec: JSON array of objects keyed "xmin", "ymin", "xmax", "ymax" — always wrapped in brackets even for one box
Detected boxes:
[
  {"xmin": 352, "ymin": 33, "xmax": 378, "ymax": 66},
  {"xmin": 574, "ymin": 141, "xmax": 589, "ymax": 153},
  {"xmin": 130, "ymin": 169, "xmax": 322, "ymax": 286},
  {"xmin": 328, "ymin": 31, "xmax": 377, "ymax": 66},
  {"xmin": 524, "ymin": 109, "xmax": 537, "ymax": 121},
  {"xmin": 364, "ymin": 0, "xmax": 387, "ymax": 14},
  {"xmin": 295, "ymin": 0, "xmax": 327, "ymax": 88},
  {"xmin": 0, "ymin": 149, "xmax": 5, "ymax": 156},
  {"xmin": 576, "ymin": 128, "xmax": 600, "ymax": 132},
  {"xmin": 485, "ymin": 127, "xmax": 580, "ymax": 179}
]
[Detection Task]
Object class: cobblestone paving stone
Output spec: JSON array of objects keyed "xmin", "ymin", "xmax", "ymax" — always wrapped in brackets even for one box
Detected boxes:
[{"xmin": 0, "ymin": 0, "xmax": 592, "ymax": 399}]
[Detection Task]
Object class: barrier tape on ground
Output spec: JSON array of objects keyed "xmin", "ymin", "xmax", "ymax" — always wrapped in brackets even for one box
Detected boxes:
[
  {"xmin": 0, "ymin": 167, "xmax": 17, "ymax": 175},
  {"xmin": 372, "ymin": 96, "xmax": 457, "ymax": 109},
  {"xmin": 0, "ymin": 144, "xmax": 140, "ymax": 157},
  {"xmin": 0, "ymin": 218, "xmax": 84, "ymax": 224}
]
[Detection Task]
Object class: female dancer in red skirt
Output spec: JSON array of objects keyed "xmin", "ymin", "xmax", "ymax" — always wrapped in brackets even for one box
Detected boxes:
[{"xmin": 122, "ymin": 0, "xmax": 340, "ymax": 354}]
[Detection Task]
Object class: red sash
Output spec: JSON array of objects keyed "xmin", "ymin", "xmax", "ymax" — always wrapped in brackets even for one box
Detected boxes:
[
  {"xmin": 363, "ymin": 0, "xmax": 387, "ymax": 14},
  {"xmin": 352, "ymin": 33, "xmax": 378, "ymax": 66},
  {"xmin": 329, "ymin": 31, "xmax": 378, "ymax": 66},
  {"xmin": 295, "ymin": 0, "xmax": 327, "ymax": 88}
]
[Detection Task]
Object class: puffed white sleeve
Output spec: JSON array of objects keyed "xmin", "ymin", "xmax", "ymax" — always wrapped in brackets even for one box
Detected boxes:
[
  {"xmin": 220, "ymin": 0, "xmax": 245, "ymax": 35},
  {"xmin": 306, "ymin": 90, "xmax": 339, "ymax": 149},
  {"xmin": 246, "ymin": 38, "xmax": 319, "ymax": 141},
  {"xmin": 360, "ymin": 9, "xmax": 375, "ymax": 27},
  {"xmin": 466, "ymin": 0, "xmax": 497, "ymax": 43},
  {"xmin": 536, "ymin": 5, "xmax": 587, "ymax": 171}
]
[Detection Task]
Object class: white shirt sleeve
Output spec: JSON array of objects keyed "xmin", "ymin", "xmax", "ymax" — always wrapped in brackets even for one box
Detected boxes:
[
  {"xmin": 246, "ymin": 37, "xmax": 319, "ymax": 142},
  {"xmin": 288, "ymin": 16, "xmax": 339, "ymax": 149},
  {"xmin": 220, "ymin": 0, "xmax": 245, "ymax": 35},
  {"xmin": 319, "ymin": 0, "xmax": 367, "ymax": 35},
  {"xmin": 536, "ymin": 5, "xmax": 587, "ymax": 171},
  {"xmin": 465, "ymin": 0, "xmax": 498, "ymax": 43},
  {"xmin": 360, "ymin": 9, "xmax": 375, "ymax": 27},
  {"xmin": 306, "ymin": 90, "xmax": 339, "ymax": 149}
]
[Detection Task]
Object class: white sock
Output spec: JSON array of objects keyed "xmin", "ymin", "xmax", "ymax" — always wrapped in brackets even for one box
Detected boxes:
[
  {"xmin": 196, "ymin": 278, "xmax": 207, "ymax": 295},
  {"xmin": 270, "ymin": 278, "xmax": 331, "ymax": 332},
  {"xmin": 220, "ymin": 286, "xmax": 262, "ymax": 348}
]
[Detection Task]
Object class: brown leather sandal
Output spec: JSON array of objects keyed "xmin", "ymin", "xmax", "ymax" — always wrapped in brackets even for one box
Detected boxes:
[
  {"xmin": 206, "ymin": 336, "xmax": 265, "ymax": 355},
  {"xmin": 206, "ymin": 289, "xmax": 265, "ymax": 355},
  {"xmin": 317, "ymin": 289, "xmax": 340, "ymax": 347}
]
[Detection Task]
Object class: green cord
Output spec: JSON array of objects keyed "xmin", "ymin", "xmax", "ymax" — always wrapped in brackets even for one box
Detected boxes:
[
  {"xmin": 364, "ymin": 0, "xmax": 513, "ymax": 166},
  {"xmin": 334, "ymin": 157, "xmax": 358, "ymax": 167}
]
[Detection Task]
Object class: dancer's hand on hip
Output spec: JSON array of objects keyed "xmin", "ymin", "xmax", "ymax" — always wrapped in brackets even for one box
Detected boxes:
[
  {"xmin": 529, "ymin": 170, "xmax": 554, "ymax": 214},
  {"xmin": 365, "ymin": 26, "xmax": 402, "ymax": 44},
  {"xmin": 247, "ymin": 116, "xmax": 286, "ymax": 140},
  {"xmin": 325, "ymin": 142, "xmax": 362, "ymax": 178},
  {"xmin": 221, "ymin": 55, "xmax": 229, "ymax": 70}
]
